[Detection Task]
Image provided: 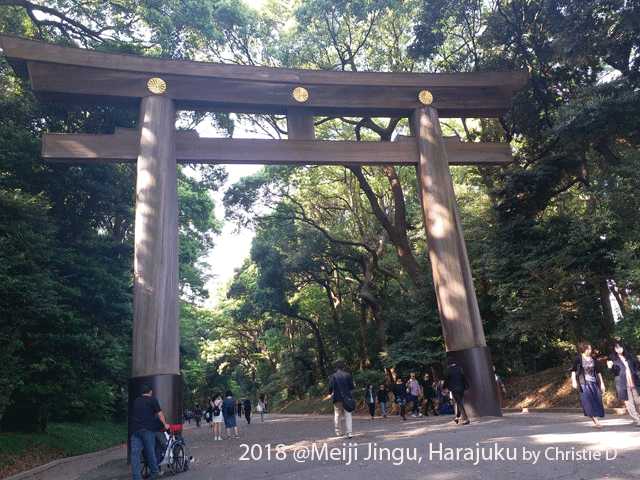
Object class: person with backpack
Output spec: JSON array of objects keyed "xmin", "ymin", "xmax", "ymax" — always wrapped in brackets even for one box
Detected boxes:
[
  {"xmin": 193, "ymin": 404, "xmax": 202, "ymax": 428},
  {"xmin": 223, "ymin": 391, "xmax": 239, "ymax": 439},
  {"xmin": 444, "ymin": 360, "xmax": 470, "ymax": 425},
  {"xmin": 328, "ymin": 360, "xmax": 355, "ymax": 438},
  {"xmin": 211, "ymin": 393, "xmax": 224, "ymax": 440}
]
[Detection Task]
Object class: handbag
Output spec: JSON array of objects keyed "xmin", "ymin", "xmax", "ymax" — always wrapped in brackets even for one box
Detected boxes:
[
  {"xmin": 337, "ymin": 377, "xmax": 356, "ymax": 412},
  {"xmin": 343, "ymin": 395, "xmax": 356, "ymax": 412}
]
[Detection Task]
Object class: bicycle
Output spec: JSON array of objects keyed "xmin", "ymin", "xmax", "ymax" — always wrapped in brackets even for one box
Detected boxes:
[{"xmin": 142, "ymin": 424, "xmax": 190, "ymax": 478}]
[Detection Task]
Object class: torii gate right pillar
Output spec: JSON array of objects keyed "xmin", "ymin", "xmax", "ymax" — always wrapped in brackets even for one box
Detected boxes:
[{"xmin": 412, "ymin": 106, "xmax": 501, "ymax": 417}]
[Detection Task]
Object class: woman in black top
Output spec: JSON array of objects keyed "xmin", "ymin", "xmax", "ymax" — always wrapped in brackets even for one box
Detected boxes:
[
  {"xmin": 607, "ymin": 341, "xmax": 640, "ymax": 426},
  {"xmin": 571, "ymin": 341, "xmax": 606, "ymax": 428},
  {"xmin": 422, "ymin": 373, "xmax": 438, "ymax": 416},
  {"xmin": 391, "ymin": 378, "xmax": 407, "ymax": 421}
]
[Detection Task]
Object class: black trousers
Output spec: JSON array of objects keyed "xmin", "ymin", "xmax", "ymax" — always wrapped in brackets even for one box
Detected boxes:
[
  {"xmin": 367, "ymin": 402, "xmax": 375, "ymax": 417},
  {"xmin": 423, "ymin": 397, "xmax": 437, "ymax": 415},
  {"xmin": 452, "ymin": 391, "xmax": 468, "ymax": 421},
  {"xmin": 396, "ymin": 400, "xmax": 406, "ymax": 419},
  {"xmin": 245, "ymin": 411, "xmax": 251, "ymax": 424}
]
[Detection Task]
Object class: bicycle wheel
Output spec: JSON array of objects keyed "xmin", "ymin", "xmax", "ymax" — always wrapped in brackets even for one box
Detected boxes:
[{"xmin": 170, "ymin": 443, "xmax": 186, "ymax": 473}]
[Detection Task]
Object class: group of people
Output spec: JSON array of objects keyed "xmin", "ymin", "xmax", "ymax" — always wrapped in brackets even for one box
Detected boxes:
[
  {"xmin": 195, "ymin": 392, "xmax": 267, "ymax": 440},
  {"xmin": 330, "ymin": 337, "xmax": 640, "ymax": 438},
  {"xmin": 363, "ymin": 372, "xmax": 453, "ymax": 421},
  {"xmin": 572, "ymin": 339, "xmax": 640, "ymax": 428},
  {"xmin": 329, "ymin": 359, "xmax": 475, "ymax": 438}
]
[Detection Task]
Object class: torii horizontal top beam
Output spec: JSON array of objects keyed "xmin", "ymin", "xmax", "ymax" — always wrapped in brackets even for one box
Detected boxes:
[
  {"xmin": 0, "ymin": 35, "xmax": 528, "ymax": 118},
  {"xmin": 41, "ymin": 129, "xmax": 512, "ymax": 166}
]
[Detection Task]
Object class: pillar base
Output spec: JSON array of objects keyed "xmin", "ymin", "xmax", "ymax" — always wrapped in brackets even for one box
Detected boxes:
[{"xmin": 447, "ymin": 346, "xmax": 501, "ymax": 418}]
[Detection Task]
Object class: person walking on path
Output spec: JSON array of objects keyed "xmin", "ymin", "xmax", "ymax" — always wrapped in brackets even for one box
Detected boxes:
[
  {"xmin": 444, "ymin": 360, "xmax": 470, "ymax": 425},
  {"xmin": 494, "ymin": 366, "xmax": 507, "ymax": 408},
  {"xmin": 193, "ymin": 404, "xmax": 202, "ymax": 428},
  {"xmin": 571, "ymin": 341, "xmax": 606, "ymax": 428},
  {"xmin": 130, "ymin": 384, "xmax": 170, "ymax": 480},
  {"xmin": 328, "ymin": 360, "xmax": 355, "ymax": 438},
  {"xmin": 223, "ymin": 391, "xmax": 240, "ymax": 439},
  {"xmin": 422, "ymin": 373, "xmax": 438, "ymax": 416},
  {"xmin": 436, "ymin": 379, "xmax": 453, "ymax": 415},
  {"xmin": 211, "ymin": 393, "xmax": 224, "ymax": 440},
  {"xmin": 392, "ymin": 377, "xmax": 407, "ymax": 421},
  {"xmin": 407, "ymin": 373, "xmax": 423, "ymax": 417},
  {"xmin": 377, "ymin": 384, "xmax": 389, "ymax": 418},
  {"xmin": 257, "ymin": 394, "xmax": 266, "ymax": 422},
  {"xmin": 365, "ymin": 384, "xmax": 376, "ymax": 419},
  {"xmin": 243, "ymin": 398, "xmax": 252, "ymax": 424},
  {"xmin": 204, "ymin": 398, "xmax": 213, "ymax": 425},
  {"xmin": 607, "ymin": 341, "xmax": 640, "ymax": 426}
]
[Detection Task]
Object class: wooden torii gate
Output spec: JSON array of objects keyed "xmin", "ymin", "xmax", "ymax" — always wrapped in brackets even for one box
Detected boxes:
[{"xmin": 0, "ymin": 35, "xmax": 527, "ymax": 423}]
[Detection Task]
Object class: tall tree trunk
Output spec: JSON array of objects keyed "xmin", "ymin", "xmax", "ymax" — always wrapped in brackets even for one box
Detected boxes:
[
  {"xmin": 372, "ymin": 304, "xmax": 385, "ymax": 352},
  {"xmin": 292, "ymin": 313, "xmax": 329, "ymax": 379},
  {"xmin": 358, "ymin": 303, "xmax": 369, "ymax": 369},
  {"xmin": 348, "ymin": 165, "xmax": 424, "ymax": 288},
  {"xmin": 324, "ymin": 283, "xmax": 341, "ymax": 338}
]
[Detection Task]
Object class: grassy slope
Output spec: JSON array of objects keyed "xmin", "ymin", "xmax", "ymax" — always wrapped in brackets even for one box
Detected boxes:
[
  {"xmin": 0, "ymin": 422, "xmax": 126, "ymax": 479},
  {"xmin": 503, "ymin": 366, "xmax": 620, "ymax": 409}
]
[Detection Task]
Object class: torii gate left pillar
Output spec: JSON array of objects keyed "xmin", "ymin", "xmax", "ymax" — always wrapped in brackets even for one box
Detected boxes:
[{"xmin": 127, "ymin": 94, "xmax": 182, "ymax": 432}]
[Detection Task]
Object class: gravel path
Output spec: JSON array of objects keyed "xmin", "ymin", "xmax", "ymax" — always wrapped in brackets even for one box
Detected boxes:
[{"xmin": 21, "ymin": 412, "xmax": 640, "ymax": 480}]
